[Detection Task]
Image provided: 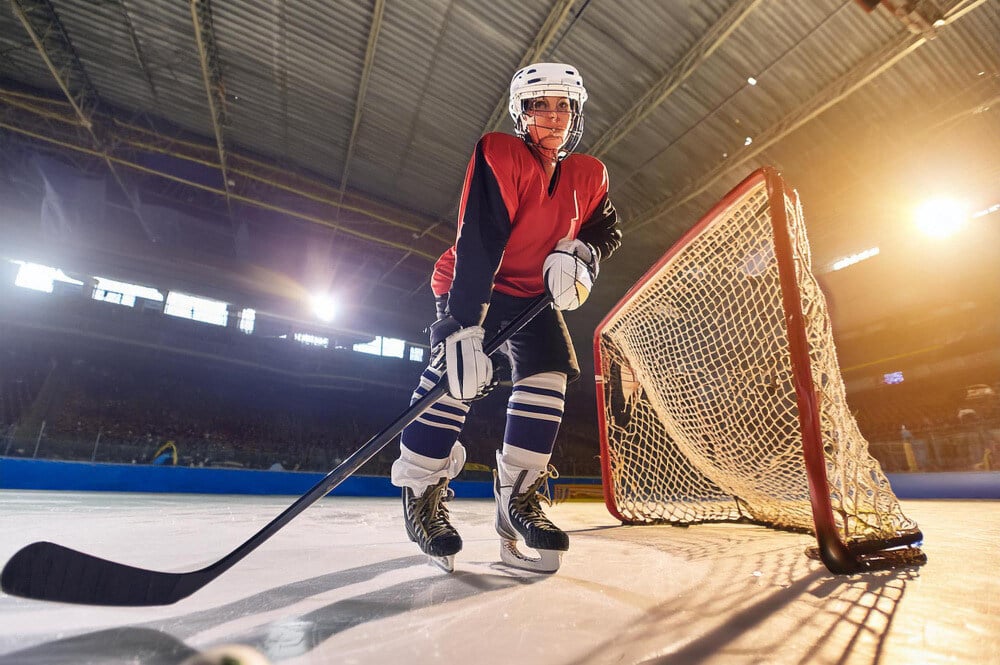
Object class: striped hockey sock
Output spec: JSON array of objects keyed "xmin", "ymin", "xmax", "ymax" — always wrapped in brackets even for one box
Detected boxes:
[
  {"xmin": 400, "ymin": 364, "xmax": 470, "ymax": 459},
  {"xmin": 502, "ymin": 371, "xmax": 567, "ymax": 458}
]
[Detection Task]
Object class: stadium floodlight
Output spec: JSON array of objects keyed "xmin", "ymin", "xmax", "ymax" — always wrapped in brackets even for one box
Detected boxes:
[
  {"xmin": 311, "ymin": 294, "xmax": 338, "ymax": 322},
  {"xmin": 914, "ymin": 197, "xmax": 968, "ymax": 239}
]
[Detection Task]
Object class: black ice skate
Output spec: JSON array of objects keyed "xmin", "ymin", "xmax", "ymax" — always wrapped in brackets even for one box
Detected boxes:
[
  {"xmin": 493, "ymin": 451, "xmax": 568, "ymax": 573},
  {"xmin": 402, "ymin": 477, "xmax": 462, "ymax": 572}
]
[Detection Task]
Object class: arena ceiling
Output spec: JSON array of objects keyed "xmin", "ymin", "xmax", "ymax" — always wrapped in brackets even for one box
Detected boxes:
[{"xmin": 1, "ymin": 0, "xmax": 997, "ymax": 375}]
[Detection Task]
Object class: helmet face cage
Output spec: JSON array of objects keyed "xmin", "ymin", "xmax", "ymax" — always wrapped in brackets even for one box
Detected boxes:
[
  {"xmin": 508, "ymin": 63, "xmax": 588, "ymax": 157},
  {"xmin": 513, "ymin": 89, "xmax": 586, "ymax": 156}
]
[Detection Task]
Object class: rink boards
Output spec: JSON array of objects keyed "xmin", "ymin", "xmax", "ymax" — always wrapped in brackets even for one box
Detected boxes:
[{"xmin": 1, "ymin": 456, "xmax": 998, "ymax": 499}]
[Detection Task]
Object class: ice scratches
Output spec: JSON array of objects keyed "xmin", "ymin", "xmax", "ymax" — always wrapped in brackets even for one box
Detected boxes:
[
  {"xmin": 0, "ymin": 554, "xmax": 544, "ymax": 664},
  {"xmin": 215, "ymin": 562, "xmax": 547, "ymax": 661}
]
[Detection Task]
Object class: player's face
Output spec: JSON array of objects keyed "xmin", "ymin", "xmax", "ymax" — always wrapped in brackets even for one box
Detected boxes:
[{"xmin": 525, "ymin": 96, "xmax": 573, "ymax": 149}]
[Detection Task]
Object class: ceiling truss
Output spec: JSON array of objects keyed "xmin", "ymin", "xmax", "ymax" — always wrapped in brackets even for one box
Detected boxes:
[
  {"xmin": 589, "ymin": 0, "xmax": 763, "ymax": 159},
  {"xmin": 0, "ymin": 91, "xmax": 449, "ymax": 261},
  {"xmin": 190, "ymin": 0, "xmax": 234, "ymax": 219},
  {"xmin": 11, "ymin": 0, "xmax": 157, "ymax": 241}
]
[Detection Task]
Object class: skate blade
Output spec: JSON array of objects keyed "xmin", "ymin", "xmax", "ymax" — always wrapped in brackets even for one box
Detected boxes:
[
  {"xmin": 499, "ymin": 538, "xmax": 562, "ymax": 573},
  {"xmin": 427, "ymin": 554, "xmax": 456, "ymax": 573}
]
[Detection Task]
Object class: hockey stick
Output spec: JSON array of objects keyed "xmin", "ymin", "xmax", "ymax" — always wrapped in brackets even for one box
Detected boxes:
[{"xmin": 1, "ymin": 294, "xmax": 552, "ymax": 606}]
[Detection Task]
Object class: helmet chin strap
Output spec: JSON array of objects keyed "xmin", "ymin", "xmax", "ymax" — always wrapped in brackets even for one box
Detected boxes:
[
  {"xmin": 528, "ymin": 141, "xmax": 563, "ymax": 164},
  {"xmin": 515, "ymin": 112, "xmax": 573, "ymax": 163},
  {"xmin": 525, "ymin": 123, "xmax": 568, "ymax": 163}
]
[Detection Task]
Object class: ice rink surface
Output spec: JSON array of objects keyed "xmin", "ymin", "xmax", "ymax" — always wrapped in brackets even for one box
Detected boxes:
[{"xmin": 0, "ymin": 490, "xmax": 996, "ymax": 665}]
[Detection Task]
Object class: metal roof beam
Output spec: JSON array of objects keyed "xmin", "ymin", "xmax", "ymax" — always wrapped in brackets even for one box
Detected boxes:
[
  {"xmin": 588, "ymin": 0, "xmax": 763, "ymax": 159},
  {"xmin": 0, "ymin": 91, "xmax": 451, "ymax": 248},
  {"xmin": 335, "ymin": 0, "xmax": 384, "ymax": 215},
  {"xmin": 190, "ymin": 0, "xmax": 234, "ymax": 217},
  {"xmin": 0, "ymin": 111, "xmax": 442, "ymax": 260},
  {"xmin": 629, "ymin": 0, "xmax": 991, "ymax": 234},
  {"xmin": 11, "ymin": 0, "xmax": 158, "ymax": 242},
  {"xmin": 481, "ymin": 0, "xmax": 578, "ymax": 135},
  {"xmin": 115, "ymin": 0, "xmax": 158, "ymax": 102},
  {"xmin": 109, "ymin": 117, "xmax": 451, "ymax": 241}
]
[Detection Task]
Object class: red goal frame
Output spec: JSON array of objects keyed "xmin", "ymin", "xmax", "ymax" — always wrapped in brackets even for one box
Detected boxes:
[{"xmin": 593, "ymin": 167, "xmax": 923, "ymax": 574}]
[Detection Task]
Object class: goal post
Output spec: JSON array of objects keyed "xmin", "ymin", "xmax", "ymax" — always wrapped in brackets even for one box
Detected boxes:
[{"xmin": 593, "ymin": 167, "xmax": 925, "ymax": 574}]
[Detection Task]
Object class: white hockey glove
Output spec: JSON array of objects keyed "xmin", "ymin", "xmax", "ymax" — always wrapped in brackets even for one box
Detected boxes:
[
  {"xmin": 543, "ymin": 238, "xmax": 599, "ymax": 311},
  {"xmin": 429, "ymin": 316, "xmax": 495, "ymax": 401}
]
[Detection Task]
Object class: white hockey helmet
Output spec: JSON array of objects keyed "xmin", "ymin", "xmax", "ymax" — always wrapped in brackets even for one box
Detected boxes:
[{"xmin": 508, "ymin": 62, "xmax": 588, "ymax": 154}]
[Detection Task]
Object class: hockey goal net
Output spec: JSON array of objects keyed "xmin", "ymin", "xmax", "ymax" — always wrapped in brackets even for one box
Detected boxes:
[{"xmin": 594, "ymin": 167, "xmax": 924, "ymax": 573}]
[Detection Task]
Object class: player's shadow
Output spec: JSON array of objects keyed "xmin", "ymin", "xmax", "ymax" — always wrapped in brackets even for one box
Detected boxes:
[
  {"xmin": 0, "ymin": 554, "xmax": 545, "ymax": 665},
  {"xmin": 217, "ymin": 561, "xmax": 549, "ymax": 660}
]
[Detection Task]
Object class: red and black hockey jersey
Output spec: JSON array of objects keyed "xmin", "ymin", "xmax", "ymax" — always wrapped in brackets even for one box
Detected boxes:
[{"xmin": 432, "ymin": 132, "xmax": 621, "ymax": 327}]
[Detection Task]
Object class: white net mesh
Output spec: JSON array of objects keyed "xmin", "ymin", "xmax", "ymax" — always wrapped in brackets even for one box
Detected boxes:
[{"xmin": 597, "ymin": 172, "xmax": 920, "ymax": 547}]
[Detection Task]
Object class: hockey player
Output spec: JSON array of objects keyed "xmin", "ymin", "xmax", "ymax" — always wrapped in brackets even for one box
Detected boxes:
[{"xmin": 390, "ymin": 62, "xmax": 622, "ymax": 573}]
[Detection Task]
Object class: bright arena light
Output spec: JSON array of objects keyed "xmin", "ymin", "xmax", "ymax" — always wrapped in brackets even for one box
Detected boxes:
[
  {"xmin": 311, "ymin": 294, "xmax": 338, "ymax": 322},
  {"xmin": 972, "ymin": 202, "xmax": 999, "ymax": 219},
  {"xmin": 12, "ymin": 261, "xmax": 83, "ymax": 293},
  {"xmin": 914, "ymin": 197, "xmax": 969, "ymax": 238},
  {"xmin": 831, "ymin": 246, "xmax": 880, "ymax": 272}
]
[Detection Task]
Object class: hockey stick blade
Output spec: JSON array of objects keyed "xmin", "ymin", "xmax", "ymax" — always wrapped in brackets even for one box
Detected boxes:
[
  {"xmin": 1, "ymin": 542, "xmax": 210, "ymax": 606},
  {"xmin": 1, "ymin": 294, "xmax": 551, "ymax": 606}
]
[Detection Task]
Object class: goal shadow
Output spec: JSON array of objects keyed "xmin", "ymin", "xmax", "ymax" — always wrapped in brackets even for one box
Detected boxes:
[{"xmin": 569, "ymin": 523, "xmax": 920, "ymax": 664}]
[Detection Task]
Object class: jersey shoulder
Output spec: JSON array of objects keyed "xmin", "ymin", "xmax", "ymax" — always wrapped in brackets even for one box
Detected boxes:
[
  {"xmin": 564, "ymin": 153, "xmax": 609, "ymax": 196},
  {"xmin": 477, "ymin": 132, "xmax": 534, "ymax": 177},
  {"xmin": 478, "ymin": 132, "xmax": 531, "ymax": 159},
  {"xmin": 564, "ymin": 151, "xmax": 607, "ymax": 176},
  {"xmin": 480, "ymin": 131, "xmax": 525, "ymax": 149}
]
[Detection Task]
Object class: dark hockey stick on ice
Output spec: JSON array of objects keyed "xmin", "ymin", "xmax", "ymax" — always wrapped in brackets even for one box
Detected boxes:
[{"xmin": 1, "ymin": 294, "xmax": 552, "ymax": 606}]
